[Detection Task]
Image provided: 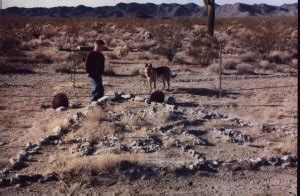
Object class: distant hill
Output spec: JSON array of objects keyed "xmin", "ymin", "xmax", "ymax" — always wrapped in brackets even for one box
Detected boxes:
[{"xmin": 0, "ymin": 2, "xmax": 297, "ymax": 18}]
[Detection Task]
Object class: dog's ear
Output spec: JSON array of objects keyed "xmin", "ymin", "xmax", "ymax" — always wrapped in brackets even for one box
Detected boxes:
[
  {"xmin": 149, "ymin": 64, "xmax": 152, "ymax": 68},
  {"xmin": 145, "ymin": 63, "xmax": 148, "ymax": 68}
]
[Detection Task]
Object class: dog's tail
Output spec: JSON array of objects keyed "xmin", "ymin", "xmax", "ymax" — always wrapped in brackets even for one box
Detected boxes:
[{"xmin": 171, "ymin": 74, "xmax": 177, "ymax": 78}]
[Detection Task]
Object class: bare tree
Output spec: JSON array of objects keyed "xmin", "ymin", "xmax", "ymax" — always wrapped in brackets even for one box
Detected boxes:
[{"xmin": 203, "ymin": 0, "xmax": 215, "ymax": 36}]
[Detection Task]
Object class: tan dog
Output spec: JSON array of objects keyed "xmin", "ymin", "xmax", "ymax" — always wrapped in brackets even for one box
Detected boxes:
[{"xmin": 144, "ymin": 63, "xmax": 175, "ymax": 92}]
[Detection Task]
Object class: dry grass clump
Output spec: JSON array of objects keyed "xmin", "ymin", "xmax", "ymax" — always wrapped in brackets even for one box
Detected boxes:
[
  {"xmin": 103, "ymin": 66, "xmax": 117, "ymax": 76},
  {"xmin": 135, "ymin": 40, "xmax": 157, "ymax": 51},
  {"xmin": 259, "ymin": 60, "xmax": 271, "ymax": 70},
  {"xmin": 240, "ymin": 51, "xmax": 256, "ymax": 63},
  {"xmin": 291, "ymin": 59, "xmax": 298, "ymax": 69},
  {"xmin": 130, "ymin": 67, "xmax": 140, "ymax": 76},
  {"xmin": 62, "ymin": 154, "xmax": 141, "ymax": 176},
  {"xmin": 113, "ymin": 46, "xmax": 129, "ymax": 59},
  {"xmin": 88, "ymin": 105, "xmax": 108, "ymax": 122},
  {"xmin": 208, "ymin": 63, "xmax": 223, "ymax": 75},
  {"xmin": 236, "ymin": 63, "xmax": 254, "ymax": 74},
  {"xmin": 202, "ymin": 119, "xmax": 233, "ymax": 129},
  {"xmin": 275, "ymin": 64, "xmax": 292, "ymax": 73},
  {"xmin": 271, "ymin": 138, "xmax": 297, "ymax": 155},
  {"xmin": 124, "ymin": 115, "xmax": 151, "ymax": 127},
  {"xmin": 54, "ymin": 63, "xmax": 74, "ymax": 74},
  {"xmin": 163, "ymin": 137, "xmax": 177, "ymax": 149},
  {"xmin": 223, "ymin": 58, "xmax": 241, "ymax": 70},
  {"xmin": 31, "ymin": 52, "xmax": 54, "ymax": 64},
  {"xmin": 0, "ymin": 62, "xmax": 35, "ymax": 75}
]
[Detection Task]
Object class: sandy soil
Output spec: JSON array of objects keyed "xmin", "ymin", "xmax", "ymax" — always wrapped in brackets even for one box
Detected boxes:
[{"xmin": 0, "ymin": 52, "xmax": 297, "ymax": 194}]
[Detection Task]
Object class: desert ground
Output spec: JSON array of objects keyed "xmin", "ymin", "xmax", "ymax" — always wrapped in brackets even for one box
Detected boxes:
[{"xmin": 0, "ymin": 17, "xmax": 298, "ymax": 194}]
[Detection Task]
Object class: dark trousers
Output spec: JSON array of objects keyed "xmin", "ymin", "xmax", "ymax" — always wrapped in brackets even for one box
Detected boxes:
[{"xmin": 90, "ymin": 76, "xmax": 104, "ymax": 101}]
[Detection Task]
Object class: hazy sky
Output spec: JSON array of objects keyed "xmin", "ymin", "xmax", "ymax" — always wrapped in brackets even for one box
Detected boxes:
[{"xmin": 2, "ymin": 0, "xmax": 297, "ymax": 8}]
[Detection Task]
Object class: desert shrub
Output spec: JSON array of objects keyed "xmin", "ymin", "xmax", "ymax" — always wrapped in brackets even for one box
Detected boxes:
[
  {"xmin": 130, "ymin": 68, "xmax": 140, "ymax": 76},
  {"xmin": 137, "ymin": 53, "xmax": 151, "ymax": 60},
  {"xmin": 106, "ymin": 52, "xmax": 118, "ymax": 60},
  {"xmin": 236, "ymin": 63, "xmax": 254, "ymax": 74},
  {"xmin": 41, "ymin": 24, "xmax": 58, "ymax": 39},
  {"xmin": 208, "ymin": 63, "xmax": 223, "ymax": 74},
  {"xmin": 291, "ymin": 59, "xmax": 298, "ymax": 69},
  {"xmin": 259, "ymin": 60, "xmax": 271, "ymax": 70},
  {"xmin": 136, "ymin": 40, "xmax": 157, "ymax": 51},
  {"xmin": 149, "ymin": 26, "xmax": 183, "ymax": 62},
  {"xmin": 54, "ymin": 63, "xmax": 74, "ymax": 74},
  {"xmin": 104, "ymin": 66, "xmax": 117, "ymax": 76},
  {"xmin": 52, "ymin": 93, "xmax": 69, "ymax": 109},
  {"xmin": 223, "ymin": 58, "xmax": 241, "ymax": 70},
  {"xmin": 268, "ymin": 50, "xmax": 291, "ymax": 64},
  {"xmin": 172, "ymin": 55, "xmax": 193, "ymax": 65},
  {"xmin": 275, "ymin": 64, "xmax": 291, "ymax": 73},
  {"xmin": 113, "ymin": 46, "xmax": 129, "ymax": 59},
  {"xmin": 0, "ymin": 62, "xmax": 35, "ymax": 75},
  {"xmin": 22, "ymin": 39, "xmax": 42, "ymax": 50},
  {"xmin": 150, "ymin": 45, "xmax": 178, "ymax": 62},
  {"xmin": 31, "ymin": 53, "xmax": 53, "ymax": 64},
  {"xmin": 0, "ymin": 31, "xmax": 22, "ymax": 56},
  {"xmin": 186, "ymin": 35, "xmax": 219, "ymax": 67},
  {"xmin": 235, "ymin": 21, "xmax": 291, "ymax": 55},
  {"xmin": 240, "ymin": 51, "xmax": 256, "ymax": 63}
]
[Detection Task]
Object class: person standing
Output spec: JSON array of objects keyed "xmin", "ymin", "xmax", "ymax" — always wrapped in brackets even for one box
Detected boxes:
[{"xmin": 85, "ymin": 40, "xmax": 105, "ymax": 102}]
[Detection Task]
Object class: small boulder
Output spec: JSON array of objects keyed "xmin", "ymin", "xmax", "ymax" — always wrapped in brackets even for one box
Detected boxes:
[
  {"xmin": 52, "ymin": 93, "xmax": 69, "ymax": 109},
  {"xmin": 149, "ymin": 91, "xmax": 165, "ymax": 103}
]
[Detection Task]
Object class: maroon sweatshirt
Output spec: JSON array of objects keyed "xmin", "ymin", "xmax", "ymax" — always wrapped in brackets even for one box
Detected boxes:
[{"xmin": 85, "ymin": 51, "xmax": 105, "ymax": 78}]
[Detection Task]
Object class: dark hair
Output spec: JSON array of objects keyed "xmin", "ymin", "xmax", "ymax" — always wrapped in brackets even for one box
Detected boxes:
[{"xmin": 95, "ymin": 39, "xmax": 105, "ymax": 45}]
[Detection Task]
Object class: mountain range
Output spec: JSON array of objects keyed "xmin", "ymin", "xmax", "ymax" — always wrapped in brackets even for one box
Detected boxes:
[{"xmin": 0, "ymin": 3, "xmax": 298, "ymax": 18}]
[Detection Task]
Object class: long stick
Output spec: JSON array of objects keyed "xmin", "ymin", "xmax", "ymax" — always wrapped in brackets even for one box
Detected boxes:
[{"xmin": 219, "ymin": 42, "xmax": 222, "ymax": 99}]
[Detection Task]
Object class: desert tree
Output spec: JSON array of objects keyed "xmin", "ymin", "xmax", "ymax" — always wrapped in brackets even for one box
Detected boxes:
[
  {"xmin": 203, "ymin": 0, "xmax": 215, "ymax": 36},
  {"xmin": 149, "ymin": 25, "xmax": 183, "ymax": 62}
]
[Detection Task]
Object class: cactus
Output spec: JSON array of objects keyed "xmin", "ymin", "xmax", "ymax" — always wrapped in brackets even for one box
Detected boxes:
[{"xmin": 203, "ymin": 0, "xmax": 215, "ymax": 36}]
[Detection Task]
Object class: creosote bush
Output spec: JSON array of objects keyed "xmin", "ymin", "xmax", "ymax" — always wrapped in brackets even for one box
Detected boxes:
[
  {"xmin": 187, "ymin": 35, "xmax": 219, "ymax": 67},
  {"xmin": 236, "ymin": 63, "xmax": 254, "ymax": 75}
]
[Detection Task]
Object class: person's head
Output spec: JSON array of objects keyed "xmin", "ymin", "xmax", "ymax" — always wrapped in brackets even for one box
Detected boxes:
[{"xmin": 94, "ymin": 39, "xmax": 105, "ymax": 52}]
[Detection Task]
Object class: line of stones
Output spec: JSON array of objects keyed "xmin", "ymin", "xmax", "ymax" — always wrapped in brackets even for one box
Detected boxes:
[
  {"xmin": 153, "ymin": 117, "xmax": 297, "ymax": 173},
  {"xmin": 0, "ymin": 109, "xmax": 89, "ymax": 188}
]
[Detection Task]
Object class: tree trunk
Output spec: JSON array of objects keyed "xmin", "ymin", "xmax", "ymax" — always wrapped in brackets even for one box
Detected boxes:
[{"xmin": 207, "ymin": 0, "xmax": 215, "ymax": 36}]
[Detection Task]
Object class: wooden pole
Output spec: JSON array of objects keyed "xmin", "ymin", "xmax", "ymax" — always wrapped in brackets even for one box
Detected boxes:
[{"xmin": 219, "ymin": 42, "xmax": 222, "ymax": 99}]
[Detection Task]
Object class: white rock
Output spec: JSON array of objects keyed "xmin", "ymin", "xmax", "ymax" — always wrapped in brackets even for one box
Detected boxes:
[
  {"xmin": 83, "ymin": 110, "xmax": 89, "ymax": 116},
  {"xmin": 16, "ymin": 150, "xmax": 28, "ymax": 161},
  {"xmin": 165, "ymin": 104, "xmax": 176, "ymax": 111},
  {"xmin": 48, "ymin": 155, "xmax": 56, "ymax": 163},
  {"xmin": 56, "ymin": 106, "xmax": 67, "ymax": 112},
  {"xmin": 121, "ymin": 94, "xmax": 132, "ymax": 99},
  {"xmin": 9, "ymin": 158, "xmax": 16, "ymax": 164},
  {"xmin": 53, "ymin": 126, "xmax": 63, "ymax": 136},
  {"xmin": 134, "ymin": 96, "xmax": 145, "ymax": 102},
  {"xmin": 97, "ymin": 96, "xmax": 110, "ymax": 103},
  {"xmin": 91, "ymin": 101, "xmax": 97, "ymax": 107},
  {"xmin": 105, "ymin": 91, "xmax": 116, "ymax": 96}
]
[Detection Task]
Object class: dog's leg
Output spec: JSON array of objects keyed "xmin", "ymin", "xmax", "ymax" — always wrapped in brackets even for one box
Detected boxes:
[
  {"xmin": 162, "ymin": 78, "xmax": 165, "ymax": 90},
  {"xmin": 167, "ymin": 77, "xmax": 170, "ymax": 90},
  {"xmin": 154, "ymin": 80, "xmax": 156, "ymax": 90},
  {"xmin": 149, "ymin": 81, "xmax": 152, "ymax": 92}
]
